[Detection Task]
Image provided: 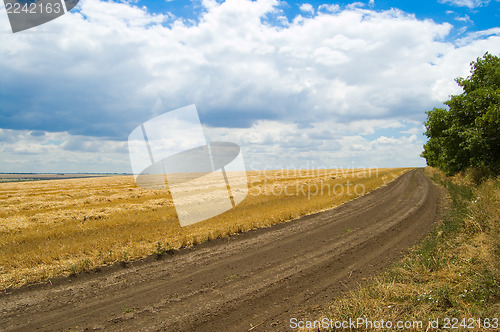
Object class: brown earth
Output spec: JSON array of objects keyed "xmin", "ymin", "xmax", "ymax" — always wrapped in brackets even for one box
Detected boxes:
[{"xmin": 0, "ymin": 169, "xmax": 443, "ymax": 331}]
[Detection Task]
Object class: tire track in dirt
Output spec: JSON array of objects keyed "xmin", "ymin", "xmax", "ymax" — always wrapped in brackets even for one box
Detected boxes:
[{"xmin": 0, "ymin": 169, "xmax": 443, "ymax": 331}]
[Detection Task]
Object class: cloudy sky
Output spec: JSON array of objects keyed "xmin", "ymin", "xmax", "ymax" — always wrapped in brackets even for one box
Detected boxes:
[{"xmin": 0, "ymin": 0, "xmax": 499, "ymax": 173}]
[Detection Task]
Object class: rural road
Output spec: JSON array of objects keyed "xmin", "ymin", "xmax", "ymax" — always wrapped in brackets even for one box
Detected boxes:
[{"xmin": 0, "ymin": 169, "xmax": 443, "ymax": 331}]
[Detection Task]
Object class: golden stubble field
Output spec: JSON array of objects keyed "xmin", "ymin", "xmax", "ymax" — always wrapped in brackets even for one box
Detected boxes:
[{"xmin": 0, "ymin": 168, "xmax": 410, "ymax": 289}]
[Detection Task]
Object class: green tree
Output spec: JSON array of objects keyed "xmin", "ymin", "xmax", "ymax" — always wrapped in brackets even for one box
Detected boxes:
[{"xmin": 421, "ymin": 53, "xmax": 500, "ymax": 176}]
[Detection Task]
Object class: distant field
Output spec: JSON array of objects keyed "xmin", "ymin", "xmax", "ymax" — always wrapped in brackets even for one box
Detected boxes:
[
  {"xmin": 0, "ymin": 168, "xmax": 410, "ymax": 289},
  {"xmin": 0, "ymin": 173, "xmax": 124, "ymax": 183}
]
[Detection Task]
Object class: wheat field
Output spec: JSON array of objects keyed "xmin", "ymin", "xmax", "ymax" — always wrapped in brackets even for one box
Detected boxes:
[{"xmin": 0, "ymin": 168, "xmax": 410, "ymax": 289}]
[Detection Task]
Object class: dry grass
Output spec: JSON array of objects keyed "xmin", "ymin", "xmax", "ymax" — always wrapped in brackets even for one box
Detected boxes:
[
  {"xmin": 313, "ymin": 167, "xmax": 499, "ymax": 331},
  {"xmin": 0, "ymin": 167, "xmax": 410, "ymax": 290}
]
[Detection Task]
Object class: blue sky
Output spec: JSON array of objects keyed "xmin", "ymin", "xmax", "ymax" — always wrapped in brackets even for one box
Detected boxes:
[
  {"xmin": 150, "ymin": 0, "xmax": 500, "ymax": 34},
  {"xmin": 0, "ymin": 0, "xmax": 499, "ymax": 172}
]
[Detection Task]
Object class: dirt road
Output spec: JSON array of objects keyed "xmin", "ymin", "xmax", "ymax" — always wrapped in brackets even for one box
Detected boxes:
[{"xmin": 0, "ymin": 169, "xmax": 443, "ymax": 331}]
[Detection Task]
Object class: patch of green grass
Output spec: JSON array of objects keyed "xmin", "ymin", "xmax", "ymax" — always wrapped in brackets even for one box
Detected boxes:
[
  {"xmin": 120, "ymin": 305, "xmax": 134, "ymax": 314},
  {"xmin": 154, "ymin": 241, "xmax": 174, "ymax": 258}
]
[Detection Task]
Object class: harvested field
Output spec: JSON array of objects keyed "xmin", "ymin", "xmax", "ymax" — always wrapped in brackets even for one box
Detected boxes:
[
  {"xmin": 0, "ymin": 169, "xmax": 442, "ymax": 331},
  {"xmin": 0, "ymin": 167, "xmax": 408, "ymax": 289}
]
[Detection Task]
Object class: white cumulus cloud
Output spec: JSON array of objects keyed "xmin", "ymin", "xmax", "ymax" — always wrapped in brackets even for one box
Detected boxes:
[
  {"xmin": 0, "ymin": 0, "xmax": 499, "ymax": 171},
  {"xmin": 438, "ymin": 0, "xmax": 490, "ymax": 8},
  {"xmin": 299, "ymin": 3, "xmax": 314, "ymax": 14}
]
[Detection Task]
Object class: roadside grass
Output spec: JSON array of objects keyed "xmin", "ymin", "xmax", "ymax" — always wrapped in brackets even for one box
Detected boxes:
[
  {"xmin": 315, "ymin": 167, "xmax": 499, "ymax": 331},
  {"xmin": 0, "ymin": 167, "xmax": 409, "ymax": 289}
]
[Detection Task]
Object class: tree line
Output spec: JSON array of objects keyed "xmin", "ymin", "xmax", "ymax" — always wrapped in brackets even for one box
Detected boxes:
[{"xmin": 421, "ymin": 53, "xmax": 500, "ymax": 178}]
